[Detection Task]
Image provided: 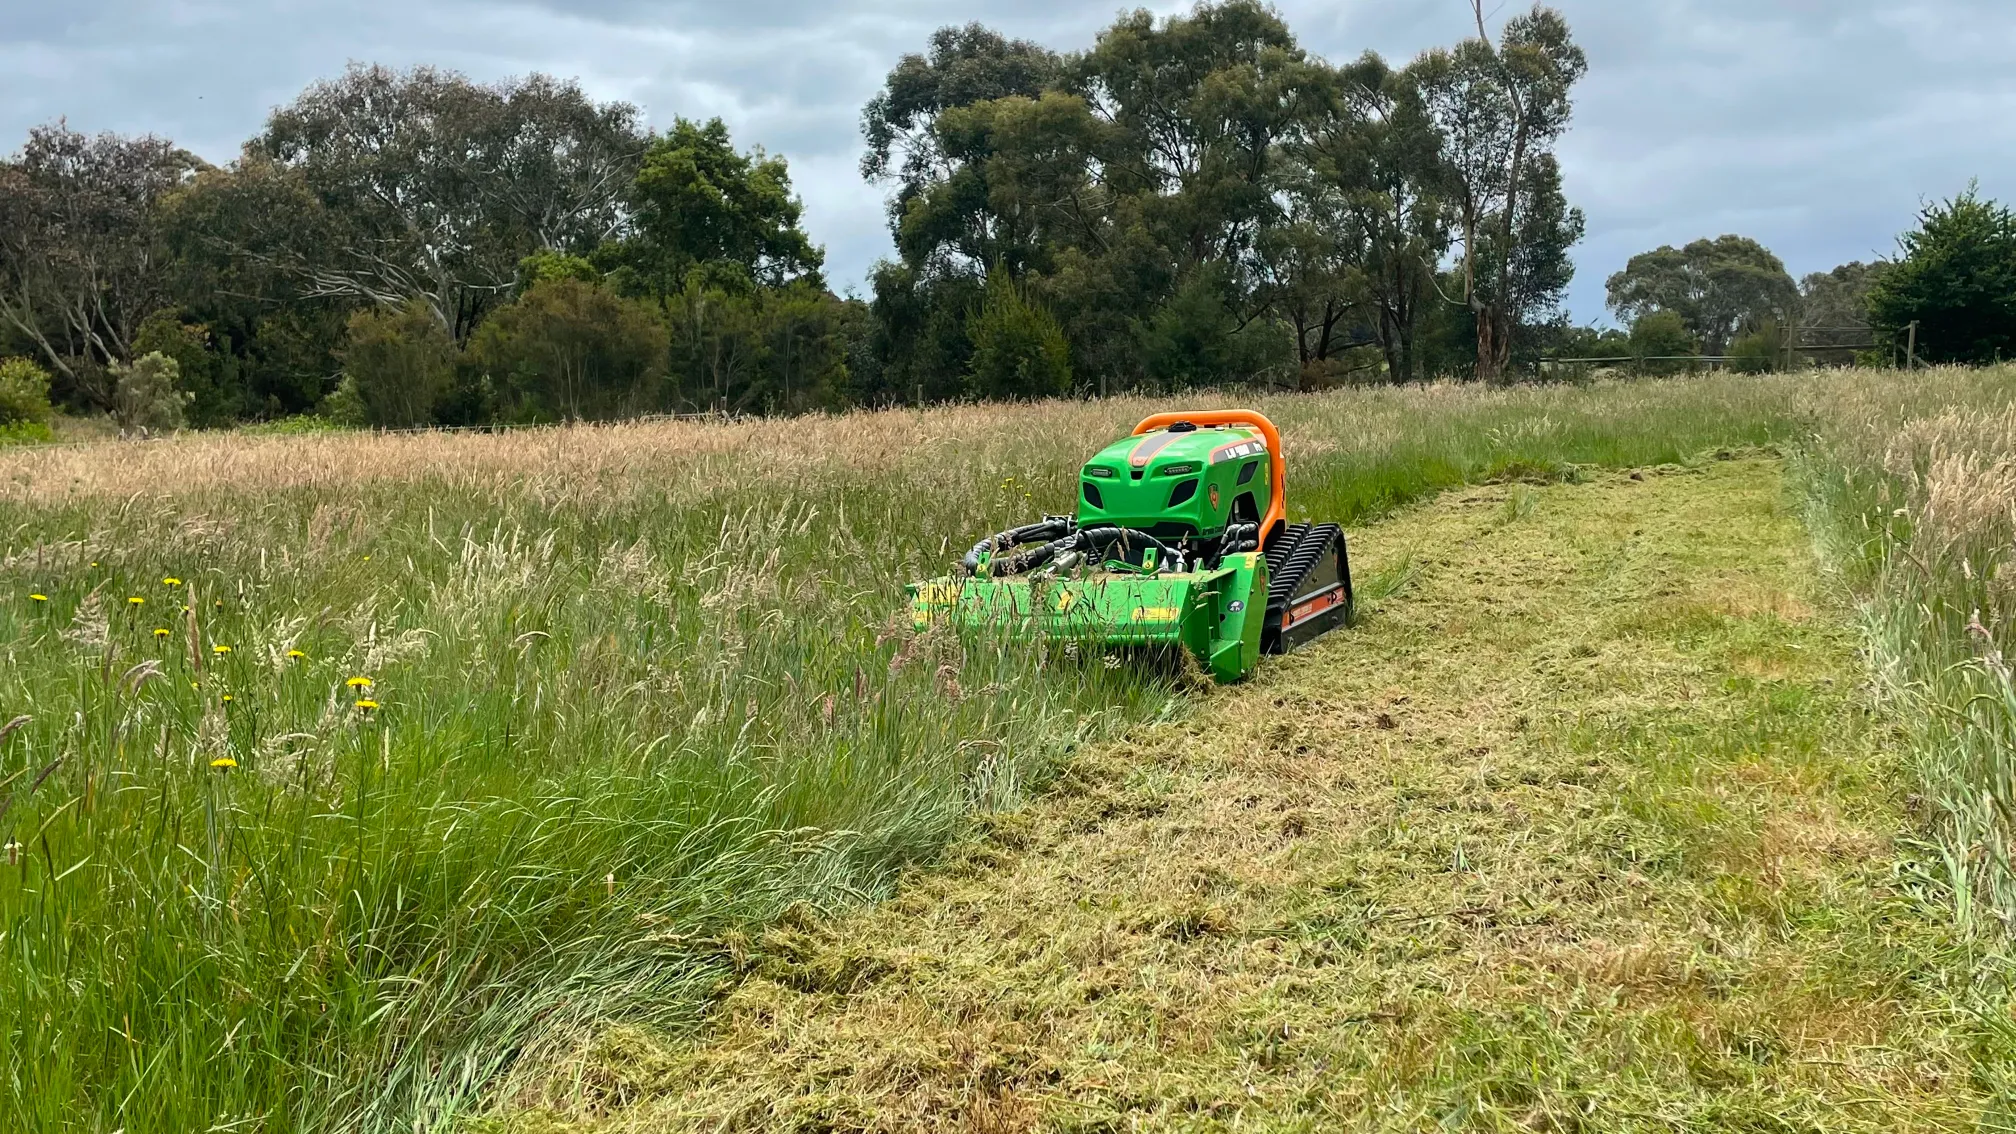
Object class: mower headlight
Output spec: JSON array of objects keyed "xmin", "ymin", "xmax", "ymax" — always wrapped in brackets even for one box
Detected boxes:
[{"xmin": 1159, "ymin": 463, "xmax": 1198, "ymax": 477}]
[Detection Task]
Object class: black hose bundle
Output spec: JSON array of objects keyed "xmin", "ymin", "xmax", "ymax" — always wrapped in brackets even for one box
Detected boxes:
[
  {"xmin": 962, "ymin": 518, "xmax": 1184, "ymax": 577},
  {"xmin": 1074, "ymin": 526, "xmax": 1180, "ymax": 566},
  {"xmin": 1219, "ymin": 522, "xmax": 1260, "ymax": 554},
  {"xmin": 962, "ymin": 517, "xmax": 1077, "ymax": 576}
]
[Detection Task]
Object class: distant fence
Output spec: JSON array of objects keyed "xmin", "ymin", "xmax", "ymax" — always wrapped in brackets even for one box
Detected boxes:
[{"xmin": 1541, "ymin": 320, "xmax": 1923, "ymax": 379}]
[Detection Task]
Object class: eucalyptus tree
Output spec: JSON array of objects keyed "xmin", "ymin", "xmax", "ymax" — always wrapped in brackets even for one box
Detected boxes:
[
  {"xmin": 1606, "ymin": 235, "xmax": 1798, "ymax": 356},
  {"xmin": 176, "ymin": 65, "xmax": 648, "ymax": 341},
  {"xmin": 0, "ymin": 125, "xmax": 200, "ymax": 408},
  {"xmin": 1287, "ymin": 52, "xmax": 1451, "ymax": 382},
  {"xmin": 862, "ymin": 1, "xmax": 1329, "ymax": 394},
  {"xmin": 862, "ymin": 23, "xmax": 1061, "ymax": 276},
  {"xmin": 605, "ymin": 116, "xmax": 826, "ymax": 300},
  {"xmin": 1413, "ymin": 3, "xmax": 1586, "ymax": 379}
]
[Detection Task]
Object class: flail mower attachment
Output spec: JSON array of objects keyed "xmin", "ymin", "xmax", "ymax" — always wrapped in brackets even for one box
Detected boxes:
[{"xmin": 909, "ymin": 410, "xmax": 1353, "ymax": 683}]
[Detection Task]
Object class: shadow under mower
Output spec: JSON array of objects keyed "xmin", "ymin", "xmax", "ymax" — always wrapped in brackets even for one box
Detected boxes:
[{"xmin": 910, "ymin": 410, "xmax": 1352, "ymax": 683}]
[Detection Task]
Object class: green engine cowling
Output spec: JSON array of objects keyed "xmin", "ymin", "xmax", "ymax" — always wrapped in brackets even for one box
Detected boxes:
[{"xmin": 1077, "ymin": 423, "xmax": 1272, "ymax": 537}]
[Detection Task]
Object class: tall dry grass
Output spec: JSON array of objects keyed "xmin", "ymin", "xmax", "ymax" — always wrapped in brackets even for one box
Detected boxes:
[{"xmin": 1800, "ymin": 371, "xmax": 2016, "ymax": 930}]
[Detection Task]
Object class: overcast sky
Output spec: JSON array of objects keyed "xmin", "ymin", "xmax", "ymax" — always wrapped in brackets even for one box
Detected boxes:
[{"xmin": 2, "ymin": 0, "xmax": 2008, "ymax": 323}]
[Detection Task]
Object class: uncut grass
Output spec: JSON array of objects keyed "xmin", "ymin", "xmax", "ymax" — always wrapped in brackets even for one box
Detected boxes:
[
  {"xmin": 0, "ymin": 473, "xmax": 1170, "ymax": 1133},
  {"xmin": 1797, "ymin": 366, "xmax": 2016, "ymax": 932},
  {"xmin": 0, "ymin": 368, "xmax": 2002, "ymax": 1132}
]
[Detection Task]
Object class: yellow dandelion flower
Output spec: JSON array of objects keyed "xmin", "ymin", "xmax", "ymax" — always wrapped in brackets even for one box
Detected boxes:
[
  {"xmin": 153, "ymin": 628, "xmax": 170, "ymax": 638},
  {"xmin": 29, "ymin": 594, "xmax": 47, "ymax": 602},
  {"xmin": 209, "ymin": 757, "xmax": 237, "ymax": 769},
  {"xmin": 162, "ymin": 577, "xmax": 181, "ymax": 586},
  {"xmin": 354, "ymin": 699, "xmax": 379, "ymax": 711},
  {"xmin": 220, "ymin": 695, "xmax": 233, "ymax": 703},
  {"xmin": 127, "ymin": 596, "xmax": 145, "ymax": 606},
  {"xmin": 286, "ymin": 649, "xmax": 306, "ymax": 659},
  {"xmin": 346, "ymin": 676, "xmax": 373, "ymax": 689},
  {"xmin": 212, "ymin": 645, "xmax": 231, "ymax": 655}
]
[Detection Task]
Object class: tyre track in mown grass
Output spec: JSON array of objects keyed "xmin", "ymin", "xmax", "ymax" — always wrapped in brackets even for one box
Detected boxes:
[{"xmin": 508, "ymin": 459, "xmax": 1994, "ymax": 1132}]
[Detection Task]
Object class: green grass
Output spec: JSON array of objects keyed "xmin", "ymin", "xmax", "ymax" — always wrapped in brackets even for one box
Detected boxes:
[
  {"xmin": 0, "ymin": 419, "xmax": 52, "ymax": 446},
  {"xmin": 1794, "ymin": 368, "xmax": 2016, "ymax": 932},
  {"xmin": 0, "ymin": 369, "xmax": 2009, "ymax": 1131}
]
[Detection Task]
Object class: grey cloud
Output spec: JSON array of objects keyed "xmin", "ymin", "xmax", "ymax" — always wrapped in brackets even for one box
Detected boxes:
[{"xmin": 3, "ymin": 0, "xmax": 2011, "ymax": 321}]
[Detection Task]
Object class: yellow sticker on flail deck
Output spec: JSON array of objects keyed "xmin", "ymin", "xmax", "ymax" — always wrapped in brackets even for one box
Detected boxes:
[
  {"xmin": 1054, "ymin": 590, "xmax": 1079, "ymax": 614},
  {"xmin": 918, "ymin": 582, "xmax": 962, "ymax": 605},
  {"xmin": 1132, "ymin": 606, "xmax": 1181, "ymax": 622}
]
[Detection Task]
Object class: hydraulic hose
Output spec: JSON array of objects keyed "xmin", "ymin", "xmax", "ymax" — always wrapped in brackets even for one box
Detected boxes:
[
  {"xmin": 962, "ymin": 520, "xmax": 1183, "ymax": 577},
  {"xmin": 1073, "ymin": 526, "xmax": 1181, "ymax": 569},
  {"xmin": 962, "ymin": 518, "xmax": 1077, "ymax": 576}
]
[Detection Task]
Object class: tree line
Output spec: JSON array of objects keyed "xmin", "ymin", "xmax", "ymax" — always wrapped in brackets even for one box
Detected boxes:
[
  {"xmin": 0, "ymin": 77, "xmax": 853, "ymax": 432},
  {"xmin": 1581, "ymin": 183, "xmax": 2016, "ymax": 376},
  {"xmin": 0, "ymin": 1, "xmax": 1597, "ymax": 430},
  {"xmin": 0, "ymin": 1, "xmax": 2006, "ymax": 436}
]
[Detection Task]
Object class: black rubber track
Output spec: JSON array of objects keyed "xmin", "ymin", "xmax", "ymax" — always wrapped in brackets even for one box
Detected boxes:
[{"xmin": 1260, "ymin": 522, "xmax": 1353, "ymax": 654}]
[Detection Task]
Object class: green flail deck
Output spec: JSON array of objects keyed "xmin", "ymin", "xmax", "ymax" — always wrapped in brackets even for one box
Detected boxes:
[{"xmin": 910, "ymin": 552, "xmax": 1269, "ymax": 683}]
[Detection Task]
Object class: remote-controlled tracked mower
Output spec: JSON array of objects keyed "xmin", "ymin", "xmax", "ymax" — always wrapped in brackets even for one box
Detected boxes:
[{"xmin": 910, "ymin": 410, "xmax": 1351, "ymax": 683}]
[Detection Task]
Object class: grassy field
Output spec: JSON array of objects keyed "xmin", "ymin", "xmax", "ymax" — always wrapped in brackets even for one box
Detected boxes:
[
  {"xmin": 0, "ymin": 370, "xmax": 2011, "ymax": 1130},
  {"xmin": 525, "ymin": 460, "xmax": 1999, "ymax": 1131}
]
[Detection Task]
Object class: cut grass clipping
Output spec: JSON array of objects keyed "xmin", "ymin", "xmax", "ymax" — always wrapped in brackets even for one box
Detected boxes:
[{"xmin": 0, "ymin": 368, "xmax": 2012, "ymax": 1131}]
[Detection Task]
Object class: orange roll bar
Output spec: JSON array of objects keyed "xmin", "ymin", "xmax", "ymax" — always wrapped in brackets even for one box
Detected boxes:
[{"xmin": 1132, "ymin": 409, "xmax": 1287, "ymax": 550}]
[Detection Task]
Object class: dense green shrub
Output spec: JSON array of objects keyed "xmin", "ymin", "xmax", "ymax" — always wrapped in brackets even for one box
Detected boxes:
[
  {"xmin": 1728, "ymin": 325, "xmax": 1785, "ymax": 374},
  {"xmin": 469, "ymin": 279, "xmax": 668, "ymax": 421},
  {"xmin": 337, "ymin": 301, "xmax": 458, "ymax": 428},
  {"xmin": 1628, "ymin": 311, "xmax": 1698, "ymax": 375},
  {"xmin": 0, "ymin": 357, "xmax": 54, "ymax": 425},
  {"xmin": 109, "ymin": 351, "xmax": 188, "ymax": 435},
  {"xmin": 1868, "ymin": 188, "xmax": 2016, "ymax": 365},
  {"xmin": 967, "ymin": 268, "xmax": 1070, "ymax": 400}
]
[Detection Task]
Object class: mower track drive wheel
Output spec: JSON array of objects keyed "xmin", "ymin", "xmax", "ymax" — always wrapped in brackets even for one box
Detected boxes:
[{"xmin": 1261, "ymin": 522, "xmax": 1353, "ymax": 654}]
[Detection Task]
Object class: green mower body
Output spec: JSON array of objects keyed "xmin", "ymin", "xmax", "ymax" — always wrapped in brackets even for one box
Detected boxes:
[
  {"xmin": 910, "ymin": 411, "xmax": 1351, "ymax": 683},
  {"xmin": 912, "ymin": 552, "xmax": 1270, "ymax": 684}
]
